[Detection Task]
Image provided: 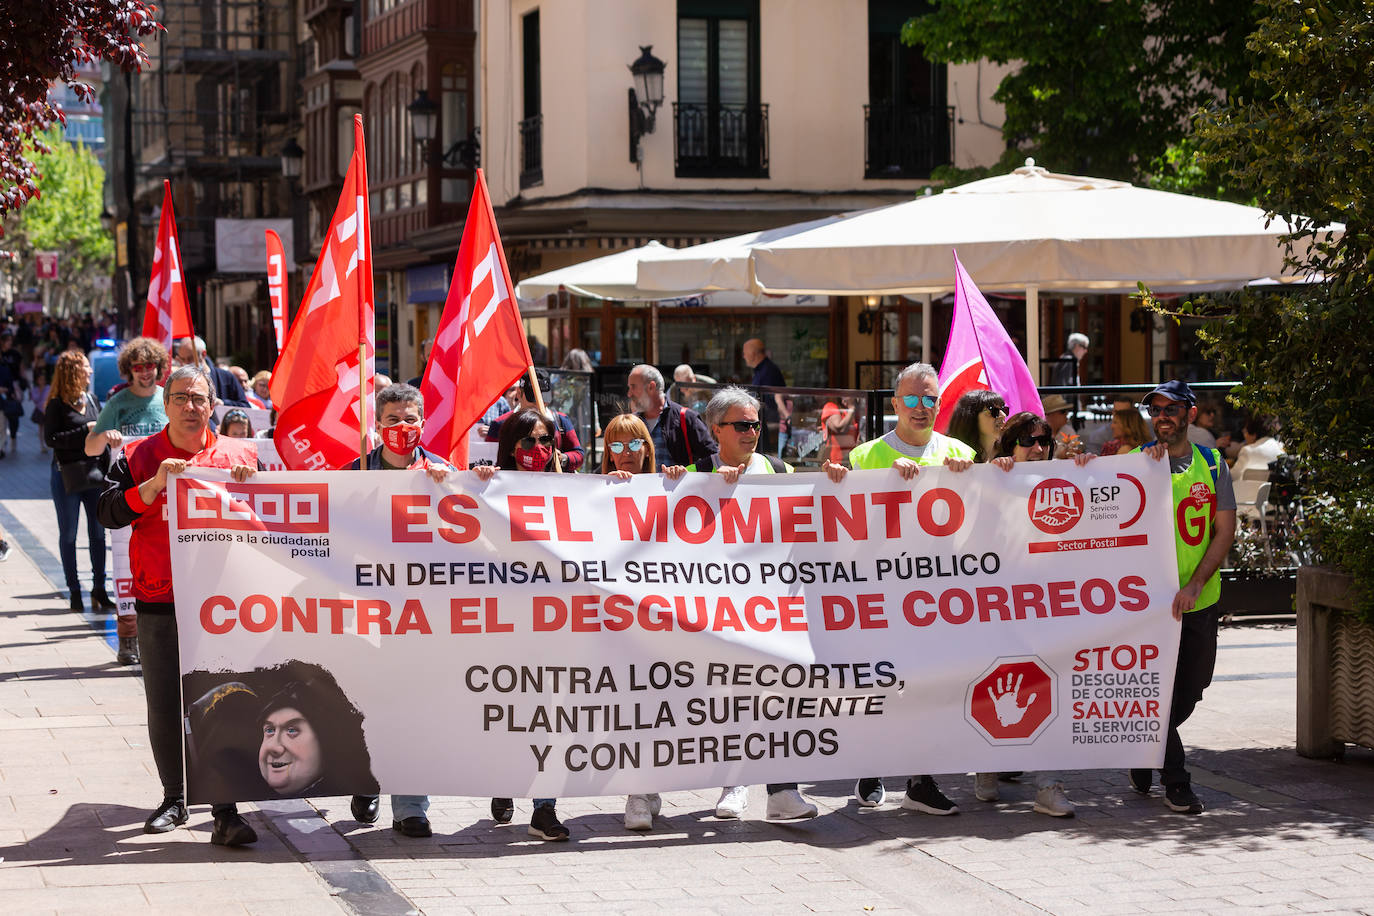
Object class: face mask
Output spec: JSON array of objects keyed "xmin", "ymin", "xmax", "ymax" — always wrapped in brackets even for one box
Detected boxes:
[
  {"xmin": 514, "ymin": 444, "xmax": 553, "ymax": 470},
  {"xmin": 381, "ymin": 421, "xmax": 422, "ymax": 454}
]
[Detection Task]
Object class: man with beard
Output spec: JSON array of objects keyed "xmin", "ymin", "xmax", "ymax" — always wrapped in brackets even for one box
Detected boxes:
[
  {"xmin": 1133, "ymin": 380, "xmax": 1237, "ymax": 814},
  {"xmin": 627, "ymin": 364, "xmax": 715, "ymax": 470}
]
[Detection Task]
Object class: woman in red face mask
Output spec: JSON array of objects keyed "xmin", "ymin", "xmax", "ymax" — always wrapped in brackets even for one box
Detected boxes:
[{"xmin": 470, "ymin": 407, "xmax": 572, "ymax": 841}]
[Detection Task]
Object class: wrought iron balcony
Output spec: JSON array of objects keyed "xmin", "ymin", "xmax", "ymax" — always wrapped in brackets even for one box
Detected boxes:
[
  {"xmin": 519, "ymin": 115, "xmax": 542, "ymax": 189},
  {"xmin": 864, "ymin": 103, "xmax": 954, "ymax": 179},
  {"xmin": 673, "ymin": 102, "xmax": 769, "ymax": 179}
]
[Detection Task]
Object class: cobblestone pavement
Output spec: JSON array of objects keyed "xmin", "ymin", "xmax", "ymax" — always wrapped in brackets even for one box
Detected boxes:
[{"xmin": 2, "ymin": 430, "xmax": 1372, "ymax": 915}]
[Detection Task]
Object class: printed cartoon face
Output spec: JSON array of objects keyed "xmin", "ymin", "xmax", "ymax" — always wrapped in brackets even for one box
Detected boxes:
[{"xmin": 259, "ymin": 706, "xmax": 323, "ymax": 794}]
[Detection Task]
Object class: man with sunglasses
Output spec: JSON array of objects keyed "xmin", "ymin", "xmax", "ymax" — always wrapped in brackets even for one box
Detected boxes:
[
  {"xmin": 1132, "ymin": 379, "xmax": 1236, "ymax": 814},
  {"xmin": 822, "ymin": 362, "xmax": 974, "ymax": 815},
  {"xmin": 628, "ymin": 364, "xmax": 715, "ymax": 470},
  {"xmin": 344, "ymin": 383, "xmax": 450, "ymax": 838}
]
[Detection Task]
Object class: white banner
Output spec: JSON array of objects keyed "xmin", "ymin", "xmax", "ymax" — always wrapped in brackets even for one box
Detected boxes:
[{"xmin": 168, "ymin": 456, "xmax": 1181, "ymax": 803}]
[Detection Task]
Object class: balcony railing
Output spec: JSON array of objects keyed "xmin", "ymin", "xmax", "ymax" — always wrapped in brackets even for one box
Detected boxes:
[
  {"xmin": 673, "ymin": 102, "xmax": 769, "ymax": 179},
  {"xmin": 864, "ymin": 103, "xmax": 954, "ymax": 179},
  {"xmin": 519, "ymin": 115, "xmax": 543, "ymax": 189}
]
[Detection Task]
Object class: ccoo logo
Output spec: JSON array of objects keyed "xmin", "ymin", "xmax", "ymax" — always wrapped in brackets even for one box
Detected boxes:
[
  {"xmin": 176, "ymin": 480, "xmax": 330, "ymax": 533},
  {"xmin": 1028, "ymin": 478, "xmax": 1084, "ymax": 535}
]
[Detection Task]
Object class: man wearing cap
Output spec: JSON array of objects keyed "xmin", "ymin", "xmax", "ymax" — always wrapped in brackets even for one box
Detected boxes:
[
  {"xmin": 1132, "ymin": 379, "xmax": 1237, "ymax": 814},
  {"xmin": 1041, "ymin": 393, "xmax": 1084, "ymax": 457},
  {"xmin": 483, "ymin": 369, "xmax": 584, "ymax": 470},
  {"xmin": 822, "ymin": 362, "xmax": 974, "ymax": 816}
]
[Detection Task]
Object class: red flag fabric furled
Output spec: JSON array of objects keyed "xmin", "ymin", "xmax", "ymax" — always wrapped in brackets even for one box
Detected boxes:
[
  {"xmin": 935, "ymin": 250, "xmax": 1043, "ymax": 433},
  {"xmin": 270, "ymin": 115, "xmax": 374, "ymax": 471},
  {"xmin": 141, "ymin": 180, "xmax": 194, "ymax": 352},
  {"xmin": 264, "ymin": 229, "xmax": 287, "ymax": 352},
  {"xmin": 420, "ymin": 170, "xmax": 533, "ymax": 467}
]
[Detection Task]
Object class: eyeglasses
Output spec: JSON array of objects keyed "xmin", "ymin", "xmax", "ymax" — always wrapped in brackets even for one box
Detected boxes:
[
  {"xmin": 900, "ymin": 394, "xmax": 939, "ymax": 409},
  {"xmin": 985, "ymin": 405, "xmax": 1008, "ymax": 418},
  {"xmin": 518, "ymin": 434, "xmax": 555, "ymax": 450},
  {"xmin": 1016, "ymin": 434, "xmax": 1053, "ymax": 449},
  {"xmin": 722, "ymin": 420, "xmax": 762, "ymax": 433},
  {"xmin": 130, "ymin": 362, "xmax": 159, "ymax": 373},
  {"xmin": 223, "ymin": 410, "xmax": 249, "ymax": 423},
  {"xmin": 607, "ymin": 438, "xmax": 645, "ymax": 454},
  {"xmin": 168, "ymin": 393, "xmax": 211, "ymax": 408},
  {"xmin": 1144, "ymin": 403, "xmax": 1188, "ymax": 418}
]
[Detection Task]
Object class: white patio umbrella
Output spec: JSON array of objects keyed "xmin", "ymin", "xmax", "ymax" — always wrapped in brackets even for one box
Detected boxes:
[
  {"xmin": 746, "ymin": 161, "xmax": 1339, "ymax": 376},
  {"xmin": 515, "ymin": 240, "xmax": 691, "ymax": 302},
  {"xmin": 634, "ymin": 214, "xmax": 844, "ymax": 295}
]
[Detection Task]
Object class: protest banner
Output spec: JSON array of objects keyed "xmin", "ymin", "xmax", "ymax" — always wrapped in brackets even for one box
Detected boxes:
[{"xmin": 168, "ymin": 455, "xmax": 1181, "ymax": 803}]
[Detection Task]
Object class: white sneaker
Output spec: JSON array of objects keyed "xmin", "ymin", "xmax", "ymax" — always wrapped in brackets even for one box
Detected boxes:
[
  {"xmin": 1033, "ymin": 783, "xmax": 1075, "ymax": 817},
  {"xmin": 974, "ymin": 772, "xmax": 1000, "ymax": 802},
  {"xmin": 624, "ymin": 794, "xmax": 653, "ymax": 830},
  {"xmin": 715, "ymin": 785, "xmax": 748, "ymax": 819},
  {"xmin": 647, "ymin": 793, "xmax": 662, "ymax": 817},
  {"xmin": 766, "ymin": 788, "xmax": 819, "ymax": 820}
]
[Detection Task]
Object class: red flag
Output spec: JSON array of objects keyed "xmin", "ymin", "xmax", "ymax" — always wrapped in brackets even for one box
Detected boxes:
[
  {"xmin": 141, "ymin": 180, "xmax": 194, "ymax": 352},
  {"xmin": 421, "ymin": 170, "xmax": 533, "ymax": 467},
  {"xmin": 264, "ymin": 229, "xmax": 287, "ymax": 352},
  {"xmin": 270, "ymin": 116, "xmax": 374, "ymax": 471},
  {"xmin": 935, "ymin": 250, "xmax": 1042, "ymax": 433}
]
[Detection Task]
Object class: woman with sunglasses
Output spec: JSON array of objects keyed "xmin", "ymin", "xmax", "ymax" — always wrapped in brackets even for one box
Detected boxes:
[
  {"xmin": 471, "ymin": 408, "xmax": 572, "ymax": 840},
  {"xmin": 595, "ymin": 414, "xmax": 687, "ymax": 830},
  {"xmin": 975, "ymin": 410, "xmax": 1095, "ymax": 818},
  {"xmin": 946, "ymin": 390, "xmax": 1008, "ymax": 463}
]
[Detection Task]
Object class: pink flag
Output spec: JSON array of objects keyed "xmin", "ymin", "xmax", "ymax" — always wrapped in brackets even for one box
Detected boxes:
[{"xmin": 935, "ymin": 250, "xmax": 1042, "ymax": 432}]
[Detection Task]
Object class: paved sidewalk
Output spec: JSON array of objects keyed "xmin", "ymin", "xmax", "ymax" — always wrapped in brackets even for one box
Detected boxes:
[{"xmin": 3, "ymin": 429, "xmax": 1373, "ymax": 915}]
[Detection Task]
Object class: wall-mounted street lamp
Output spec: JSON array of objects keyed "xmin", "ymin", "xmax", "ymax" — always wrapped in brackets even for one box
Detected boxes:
[
  {"xmin": 280, "ymin": 137, "xmax": 305, "ymax": 191},
  {"xmin": 408, "ymin": 89, "xmax": 480, "ymax": 169},
  {"xmin": 628, "ymin": 45, "xmax": 666, "ymax": 164}
]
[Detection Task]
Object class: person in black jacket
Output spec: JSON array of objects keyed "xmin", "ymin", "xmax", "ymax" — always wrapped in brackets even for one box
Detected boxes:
[
  {"xmin": 42, "ymin": 351, "xmax": 114, "ymax": 614},
  {"xmin": 627, "ymin": 364, "xmax": 716, "ymax": 470}
]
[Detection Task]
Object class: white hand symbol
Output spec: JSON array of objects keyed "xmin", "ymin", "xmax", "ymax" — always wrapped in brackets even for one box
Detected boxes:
[{"xmin": 988, "ymin": 673, "xmax": 1038, "ymax": 727}]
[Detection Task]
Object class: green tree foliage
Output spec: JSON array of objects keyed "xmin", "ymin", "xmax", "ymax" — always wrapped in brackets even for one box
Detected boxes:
[
  {"xmin": 1186, "ymin": 0, "xmax": 1374, "ymax": 616},
  {"xmin": 5, "ymin": 128, "xmax": 113, "ymax": 309},
  {"xmin": 902, "ymin": 0, "xmax": 1258, "ymax": 182}
]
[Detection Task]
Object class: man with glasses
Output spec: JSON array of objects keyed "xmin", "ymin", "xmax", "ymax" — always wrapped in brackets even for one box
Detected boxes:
[
  {"xmin": 344, "ymin": 383, "xmax": 450, "ymax": 838},
  {"xmin": 98, "ymin": 364, "xmax": 262, "ymax": 847},
  {"xmin": 821, "ymin": 362, "xmax": 974, "ymax": 815},
  {"xmin": 628, "ymin": 363, "xmax": 716, "ymax": 470},
  {"xmin": 1132, "ymin": 380, "xmax": 1236, "ymax": 814}
]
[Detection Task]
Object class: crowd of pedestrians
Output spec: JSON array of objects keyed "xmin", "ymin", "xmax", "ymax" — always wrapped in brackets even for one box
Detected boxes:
[{"xmin": 0, "ymin": 311, "xmax": 1251, "ymax": 849}]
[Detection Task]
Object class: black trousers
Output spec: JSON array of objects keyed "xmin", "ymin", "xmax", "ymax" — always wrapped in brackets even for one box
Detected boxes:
[
  {"xmin": 1160, "ymin": 607, "xmax": 1220, "ymax": 788},
  {"xmin": 136, "ymin": 603, "xmax": 235, "ymax": 815}
]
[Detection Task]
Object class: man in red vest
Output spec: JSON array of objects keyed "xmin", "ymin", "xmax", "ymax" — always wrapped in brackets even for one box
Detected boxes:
[{"xmin": 99, "ymin": 364, "xmax": 261, "ymax": 846}]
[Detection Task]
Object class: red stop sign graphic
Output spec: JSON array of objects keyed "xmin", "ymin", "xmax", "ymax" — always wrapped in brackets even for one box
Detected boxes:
[{"xmin": 966, "ymin": 657, "xmax": 1056, "ymax": 743}]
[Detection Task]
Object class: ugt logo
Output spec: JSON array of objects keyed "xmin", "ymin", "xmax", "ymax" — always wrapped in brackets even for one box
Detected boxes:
[
  {"xmin": 1176, "ymin": 481, "xmax": 1215, "ymax": 546},
  {"xmin": 1028, "ymin": 478, "xmax": 1084, "ymax": 535},
  {"xmin": 966, "ymin": 656, "xmax": 1057, "ymax": 744}
]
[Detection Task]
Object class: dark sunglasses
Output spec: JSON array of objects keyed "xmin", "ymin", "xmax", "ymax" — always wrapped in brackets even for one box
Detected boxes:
[
  {"xmin": 900, "ymin": 394, "xmax": 939, "ymax": 409},
  {"xmin": 723, "ymin": 420, "xmax": 762, "ymax": 433},
  {"xmin": 1144, "ymin": 403, "xmax": 1188, "ymax": 418},
  {"xmin": 1016, "ymin": 434, "xmax": 1053, "ymax": 449},
  {"xmin": 608, "ymin": 438, "xmax": 645, "ymax": 454},
  {"xmin": 518, "ymin": 434, "xmax": 554, "ymax": 449},
  {"xmin": 985, "ymin": 404, "xmax": 1008, "ymax": 417}
]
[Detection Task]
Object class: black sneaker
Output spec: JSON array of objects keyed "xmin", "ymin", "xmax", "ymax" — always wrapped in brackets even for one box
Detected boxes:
[
  {"xmin": 210, "ymin": 810, "xmax": 258, "ymax": 846},
  {"xmin": 490, "ymin": 797, "xmax": 514, "ymax": 824},
  {"xmin": 901, "ymin": 776, "xmax": 959, "ymax": 815},
  {"xmin": 1128, "ymin": 768, "xmax": 1153, "ymax": 795},
  {"xmin": 854, "ymin": 777, "xmax": 886, "ymax": 807},
  {"xmin": 527, "ymin": 803, "xmax": 570, "ymax": 841},
  {"xmin": 1164, "ymin": 783, "xmax": 1204, "ymax": 814},
  {"xmin": 143, "ymin": 797, "xmax": 188, "ymax": 834}
]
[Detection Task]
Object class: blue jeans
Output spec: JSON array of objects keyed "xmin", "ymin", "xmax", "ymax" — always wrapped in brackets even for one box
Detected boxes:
[
  {"xmin": 391, "ymin": 795, "xmax": 429, "ymax": 820},
  {"xmin": 50, "ymin": 462, "xmax": 106, "ymax": 597},
  {"xmin": 533, "ymin": 797, "xmax": 556, "ymax": 809}
]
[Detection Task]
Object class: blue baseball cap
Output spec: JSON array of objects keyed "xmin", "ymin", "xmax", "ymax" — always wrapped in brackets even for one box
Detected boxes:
[{"xmin": 1144, "ymin": 379, "xmax": 1196, "ymax": 406}]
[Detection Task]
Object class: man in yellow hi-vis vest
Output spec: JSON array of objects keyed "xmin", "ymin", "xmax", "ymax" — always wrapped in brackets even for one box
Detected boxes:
[{"xmin": 1133, "ymin": 380, "xmax": 1237, "ymax": 814}]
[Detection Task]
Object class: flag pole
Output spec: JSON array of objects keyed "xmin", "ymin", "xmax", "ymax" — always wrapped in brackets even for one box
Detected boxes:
[{"xmin": 355, "ymin": 113, "xmax": 371, "ymax": 467}]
